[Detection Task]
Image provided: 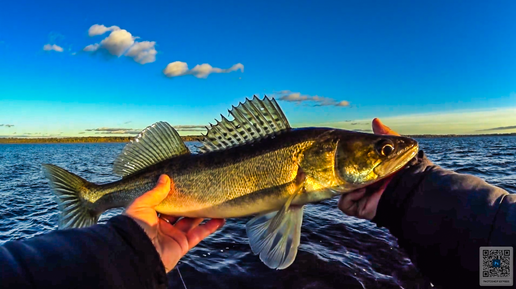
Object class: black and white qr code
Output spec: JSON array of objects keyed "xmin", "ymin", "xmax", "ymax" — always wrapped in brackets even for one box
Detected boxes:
[
  {"xmin": 480, "ymin": 246, "xmax": 513, "ymax": 286},
  {"xmin": 482, "ymin": 249, "xmax": 511, "ymax": 278}
]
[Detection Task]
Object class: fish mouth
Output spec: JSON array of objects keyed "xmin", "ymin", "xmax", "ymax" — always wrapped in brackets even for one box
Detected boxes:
[
  {"xmin": 373, "ymin": 143, "xmax": 418, "ymax": 178},
  {"xmin": 355, "ymin": 143, "xmax": 418, "ymax": 203}
]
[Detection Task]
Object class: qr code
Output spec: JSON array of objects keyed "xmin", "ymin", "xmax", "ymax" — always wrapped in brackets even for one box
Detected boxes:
[
  {"xmin": 482, "ymin": 249, "xmax": 511, "ymax": 278},
  {"xmin": 480, "ymin": 246, "xmax": 513, "ymax": 286}
]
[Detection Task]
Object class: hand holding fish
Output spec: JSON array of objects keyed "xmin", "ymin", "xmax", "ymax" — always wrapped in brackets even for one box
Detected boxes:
[
  {"xmin": 124, "ymin": 174, "xmax": 225, "ymax": 272},
  {"xmin": 338, "ymin": 118, "xmax": 401, "ymax": 220}
]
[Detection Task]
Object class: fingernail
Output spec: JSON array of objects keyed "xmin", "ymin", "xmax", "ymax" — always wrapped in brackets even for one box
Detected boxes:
[{"xmin": 158, "ymin": 174, "xmax": 168, "ymax": 184}]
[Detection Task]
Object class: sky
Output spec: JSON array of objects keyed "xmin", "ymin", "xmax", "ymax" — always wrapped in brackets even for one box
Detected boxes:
[{"xmin": 0, "ymin": 0, "xmax": 515, "ymax": 137}]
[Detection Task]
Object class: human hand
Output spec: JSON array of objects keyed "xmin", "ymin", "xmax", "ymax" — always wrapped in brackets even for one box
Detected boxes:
[
  {"xmin": 124, "ymin": 174, "xmax": 225, "ymax": 272},
  {"xmin": 337, "ymin": 118, "xmax": 400, "ymax": 220}
]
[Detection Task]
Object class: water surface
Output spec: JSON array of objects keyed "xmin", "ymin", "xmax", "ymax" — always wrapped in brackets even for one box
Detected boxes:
[{"xmin": 0, "ymin": 136, "xmax": 514, "ymax": 288}]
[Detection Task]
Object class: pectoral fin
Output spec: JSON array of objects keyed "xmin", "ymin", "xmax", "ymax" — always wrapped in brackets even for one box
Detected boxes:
[{"xmin": 245, "ymin": 192, "xmax": 304, "ymax": 270}]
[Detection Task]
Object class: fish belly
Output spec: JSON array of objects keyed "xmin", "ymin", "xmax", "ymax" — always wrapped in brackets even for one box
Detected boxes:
[{"xmin": 154, "ymin": 144, "xmax": 308, "ymax": 218}]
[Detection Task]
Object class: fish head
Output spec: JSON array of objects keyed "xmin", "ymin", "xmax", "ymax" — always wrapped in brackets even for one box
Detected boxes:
[
  {"xmin": 299, "ymin": 134, "xmax": 343, "ymax": 190},
  {"xmin": 335, "ymin": 132, "xmax": 419, "ymax": 188}
]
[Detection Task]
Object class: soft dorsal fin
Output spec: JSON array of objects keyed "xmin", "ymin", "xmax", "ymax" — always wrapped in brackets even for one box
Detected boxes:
[
  {"xmin": 113, "ymin": 121, "xmax": 189, "ymax": 177},
  {"xmin": 198, "ymin": 95, "xmax": 291, "ymax": 153}
]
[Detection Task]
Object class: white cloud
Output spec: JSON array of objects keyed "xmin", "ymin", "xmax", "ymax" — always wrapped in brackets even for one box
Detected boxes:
[
  {"xmin": 88, "ymin": 24, "xmax": 120, "ymax": 37},
  {"xmin": 277, "ymin": 91, "xmax": 308, "ymax": 102},
  {"xmin": 83, "ymin": 43, "xmax": 100, "ymax": 52},
  {"xmin": 173, "ymin": 125, "xmax": 206, "ymax": 131},
  {"xmin": 192, "ymin": 63, "xmax": 244, "ymax": 78},
  {"xmin": 83, "ymin": 25, "xmax": 157, "ymax": 64},
  {"xmin": 99, "ymin": 29, "xmax": 135, "ymax": 56},
  {"xmin": 163, "ymin": 62, "xmax": 244, "ymax": 78},
  {"xmin": 163, "ymin": 61, "xmax": 189, "ymax": 77},
  {"xmin": 312, "ymin": 96, "xmax": 350, "ymax": 107},
  {"xmin": 43, "ymin": 44, "xmax": 64, "ymax": 52},
  {"xmin": 477, "ymin": 125, "xmax": 516, "ymax": 132},
  {"xmin": 85, "ymin": 127, "xmax": 140, "ymax": 135},
  {"xmin": 125, "ymin": 41, "xmax": 157, "ymax": 64},
  {"xmin": 275, "ymin": 90, "xmax": 349, "ymax": 107}
]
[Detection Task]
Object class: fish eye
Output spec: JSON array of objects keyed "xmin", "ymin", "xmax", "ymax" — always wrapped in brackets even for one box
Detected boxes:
[
  {"xmin": 382, "ymin": 144, "xmax": 394, "ymax": 156},
  {"xmin": 375, "ymin": 140, "xmax": 395, "ymax": 157}
]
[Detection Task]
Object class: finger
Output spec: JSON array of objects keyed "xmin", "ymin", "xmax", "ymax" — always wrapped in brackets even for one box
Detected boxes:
[
  {"xmin": 372, "ymin": 118, "xmax": 400, "ymax": 136},
  {"xmin": 174, "ymin": 217, "xmax": 204, "ymax": 233},
  {"xmin": 159, "ymin": 214, "xmax": 179, "ymax": 225},
  {"xmin": 186, "ymin": 219, "xmax": 225, "ymax": 249},
  {"xmin": 344, "ymin": 188, "xmax": 367, "ymax": 202},
  {"xmin": 357, "ymin": 196, "xmax": 369, "ymax": 218},
  {"xmin": 339, "ymin": 196, "xmax": 358, "ymax": 217},
  {"xmin": 362, "ymin": 189, "xmax": 383, "ymax": 219},
  {"xmin": 338, "ymin": 188, "xmax": 366, "ymax": 215},
  {"xmin": 357, "ymin": 178, "xmax": 391, "ymax": 220},
  {"xmin": 356, "ymin": 191, "xmax": 380, "ymax": 220},
  {"xmin": 364, "ymin": 178, "xmax": 390, "ymax": 214},
  {"xmin": 158, "ymin": 219, "xmax": 190, "ymax": 253},
  {"xmin": 133, "ymin": 175, "xmax": 172, "ymax": 208},
  {"xmin": 337, "ymin": 188, "xmax": 366, "ymax": 210},
  {"xmin": 158, "ymin": 217, "xmax": 178, "ymax": 236}
]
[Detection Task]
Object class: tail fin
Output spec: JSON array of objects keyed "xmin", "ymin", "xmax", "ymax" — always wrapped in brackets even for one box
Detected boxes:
[{"xmin": 42, "ymin": 164, "xmax": 100, "ymax": 229}]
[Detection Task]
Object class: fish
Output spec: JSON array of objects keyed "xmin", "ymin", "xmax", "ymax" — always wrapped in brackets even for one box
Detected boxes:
[{"xmin": 42, "ymin": 96, "xmax": 418, "ymax": 270}]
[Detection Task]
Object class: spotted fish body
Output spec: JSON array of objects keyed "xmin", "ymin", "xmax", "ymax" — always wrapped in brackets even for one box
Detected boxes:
[{"xmin": 43, "ymin": 96, "xmax": 418, "ymax": 270}]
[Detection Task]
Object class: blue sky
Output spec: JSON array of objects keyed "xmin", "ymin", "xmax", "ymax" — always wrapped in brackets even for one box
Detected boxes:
[{"xmin": 0, "ymin": 0, "xmax": 515, "ymax": 137}]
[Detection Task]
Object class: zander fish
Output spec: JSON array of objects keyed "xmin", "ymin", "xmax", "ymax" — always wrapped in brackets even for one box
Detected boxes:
[{"xmin": 43, "ymin": 96, "xmax": 418, "ymax": 270}]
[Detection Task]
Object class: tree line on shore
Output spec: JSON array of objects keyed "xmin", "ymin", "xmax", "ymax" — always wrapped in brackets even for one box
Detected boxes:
[{"xmin": 0, "ymin": 135, "xmax": 204, "ymax": 144}]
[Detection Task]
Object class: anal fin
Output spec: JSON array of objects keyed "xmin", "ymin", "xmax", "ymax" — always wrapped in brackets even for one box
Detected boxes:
[{"xmin": 245, "ymin": 192, "xmax": 304, "ymax": 270}]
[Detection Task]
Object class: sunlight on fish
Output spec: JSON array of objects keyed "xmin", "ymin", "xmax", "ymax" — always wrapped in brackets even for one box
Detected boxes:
[{"xmin": 42, "ymin": 95, "xmax": 418, "ymax": 270}]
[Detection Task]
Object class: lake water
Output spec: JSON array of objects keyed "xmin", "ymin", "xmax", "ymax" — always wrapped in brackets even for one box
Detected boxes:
[{"xmin": 0, "ymin": 137, "xmax": 515, "ymax": 289}]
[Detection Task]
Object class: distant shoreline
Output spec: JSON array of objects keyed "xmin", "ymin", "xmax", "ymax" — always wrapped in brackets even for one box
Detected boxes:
[
  {"xmin": 0, "ymin": 135, "xmax": 204, "ymax": 144},
  {"xmin": 408, "ymin": 133, "xmax": 516, "ymax": 138},
  {"xmin": 0, "ymin": 133, "xmax": 515, "ymax": 144}
]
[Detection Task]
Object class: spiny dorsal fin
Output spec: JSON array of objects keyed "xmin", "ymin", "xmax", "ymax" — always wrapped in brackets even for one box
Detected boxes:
[
  {"xmin": 198, "ymin": 95, "xmax": 290, "ymax": 153},
  {"xmin": 113, "ymin": 121, "xmax": 189, "ymax": 177}
]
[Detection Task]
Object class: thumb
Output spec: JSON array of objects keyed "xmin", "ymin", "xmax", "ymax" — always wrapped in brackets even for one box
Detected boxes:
[
  {"xmin": 133, "ymin": 174, "xmax": 171, "ymax": 208},
  {"xmin": 372, "ymin": 118, "xmax": 400, "ymax": 136}
]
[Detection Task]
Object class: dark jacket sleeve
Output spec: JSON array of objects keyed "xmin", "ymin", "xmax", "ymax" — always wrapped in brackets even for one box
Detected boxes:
[
  {"xmin": 372, "ymin": 150, "xmax": 516, "ymax": 289},
  {"xmin": 0, "ymin": 215, "xmax": 167, "ymax": 289}
]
